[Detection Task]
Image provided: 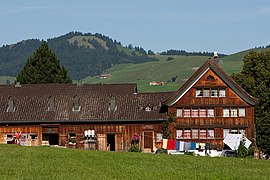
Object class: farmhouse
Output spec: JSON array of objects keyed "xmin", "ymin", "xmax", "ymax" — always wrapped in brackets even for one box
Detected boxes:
[
  {"xmin": 162, "ymin": 57, "xmax": 258, "ymax": 149},
  {"xmin": 0, "ymin": 57, "xmax": 258, "ymax": 152},
  {"xmin": 0, "ymin": 83, "xmax": 172, "ymax": 152}
]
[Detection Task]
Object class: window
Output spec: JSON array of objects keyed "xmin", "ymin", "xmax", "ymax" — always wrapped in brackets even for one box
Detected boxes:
[
  {"xmin": 176, "ymin": 129, "xmax": 183, "ymax": 139},
  {"xmin": 239, "ymin": 108, "xmax": 246, "ymax": 117},
  {"xmin": 211, "ymin": 89, "xmax": 218, "ymax": 97},
  {"xmin": 196, "ymin": 89, "xmax": 202, "ymax": 97},
  {"xmin": 30, "ymin": 134, "xmax": 37, "ymax": 140},
  {"xmin": 223, "ymin": 129, "xmax": 230, "ymax": 138},
  {"xmin": 219, "ymin": 89, "xmax": 226, "ymax": 97},
  {"xmin": 231, "ymin": 129, "xmax": 238, "ymax": 134},
  {"xmin": 203, "ymin": 88, "xmax": 210, "ymax": 97},
  {"xmin": 69, "ymin": 133, "xmax": 76, "ymax": 143},
  {"xmin": 206, "ymin": 75, "xmax": 215, "ymax": 80},
  {"xmin": 48, "ymin": 96, "xmax": 55, "ymax": 111},
  {"xmin": 200, "ymin": 129, "xmax": 207, "ymax": 139},
  {"xmin": 72, "ymin": 96, "xmax": 81, "ymax": 111},
  {"xmin": 145, "ymin": 106, "xmax": 151, "ymax": 112},
  {"xmin": 207, "ymin": 129, "xmax": 214, "ymax": 139},
  {"xmin": 191, "ymin": 108, "xmax": 198, "ymax": 117},
  {"xmin": 192, "ymin": 129, "xmax": 198, "ymax": 139},
  {"xmin": 231, "ymin": 108, "xmax": 238, "ymax": 117},
  {"xmin": 184, "ymin": 129, "xmax": 191, "ymax": 139},
  {"xmin": 6, "ymin": 134, "xmax": 13, "ymax": 144},
  {"xmin": 176, "ymin": 109, "xmax": 183, "ymax": 117},
  {"xmin": 184, "ymin": 109, "xmax": 191, "ymax": 117},
  {"xmin": 208, "ymin": 108, "xmax": 214, "ymax": 117},
  {"xmin": 7, "ymin": 96, "xmax": 14, "ymax": 112},
  {"xmin": 156, "ymin": 133, "xmax": 163, "ymax": 142},
  {"xmin": 199, "ymin": 108, "xmax": 207, "ymax": 117},
  {"xmin": 223, "ymin": 108, "xmax": 230, "ymax": 117},
  {"xmin": 109, "ymin": 96, "xmax": 117, "ymax": 111}
]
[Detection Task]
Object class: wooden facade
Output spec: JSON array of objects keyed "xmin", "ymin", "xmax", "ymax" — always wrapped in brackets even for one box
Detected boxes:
[{"xmin": 162, "ymin": 59, "xmax": 258, "ymax": 149}]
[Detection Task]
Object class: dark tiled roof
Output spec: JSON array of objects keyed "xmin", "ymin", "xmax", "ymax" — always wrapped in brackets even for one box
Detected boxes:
[
  {"xmin": 163, "ymin": 59, "xmax": 259, "ymax": 106},
  {"xmin": 0, "ymin": 84, "xmax": 173, "ymax": 124}
]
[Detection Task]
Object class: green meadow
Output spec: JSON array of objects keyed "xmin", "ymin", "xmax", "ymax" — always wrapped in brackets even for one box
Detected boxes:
[{"xmin": 0, "ymin": 145, "xmax": 269, "ymax": 180}]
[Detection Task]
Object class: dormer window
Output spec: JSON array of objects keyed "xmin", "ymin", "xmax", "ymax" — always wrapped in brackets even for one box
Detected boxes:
[
  {"xmin": 72, "ymin": 96, "xmax": 81, "ymax": 112},
  {"xmin": 145, "ymin": 106, "xmax": 152, "ymax": 112},
  {"xmin": 109, "ymin": 96, "xmax": 117, "ymax": 111},
  {"xmin": 48, "ymin": 96, "xmax": 55, "ymax": 111},
  {"xmin": 7, "ymin": 96, "xmax": 15, "ymax": 112}
]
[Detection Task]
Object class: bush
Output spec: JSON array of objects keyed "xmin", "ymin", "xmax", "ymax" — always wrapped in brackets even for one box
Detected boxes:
[
  {"xmin": 238, "ymin": 136, "xmax": 248, "ymax": 158},
  {"xmin": 184, "ymin": 151, "xmax": 195, "ymax": 156},
  {"xmin": 155, "ymin": 148, "xmax": 167, "ymax": 154},
  {"xmin": 128, "ymin": 145, "xmax": 141, "ymax": 152}
]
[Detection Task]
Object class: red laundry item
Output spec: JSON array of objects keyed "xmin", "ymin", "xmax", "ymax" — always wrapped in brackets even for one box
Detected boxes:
[{"xmin": 167, "ymin": 139, "xmax": 176, "ymax": 150}]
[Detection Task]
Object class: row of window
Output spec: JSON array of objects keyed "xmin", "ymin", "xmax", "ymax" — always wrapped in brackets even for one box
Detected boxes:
[
  {"xmin": 196, "ymin": 88, "xmax": 226, "ymax": 97},
  {"xmin": 176, "ymin": 128, "xmax": 246, "ymax": 139},
  {"xmin": 176, "ymin": 107, "xmax": 246, "ymax": 118}
]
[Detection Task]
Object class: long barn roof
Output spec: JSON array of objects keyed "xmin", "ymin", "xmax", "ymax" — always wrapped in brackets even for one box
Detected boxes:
[{"xmin": 0, "ymin": 83, "xmax": 173, "ymax": 124}]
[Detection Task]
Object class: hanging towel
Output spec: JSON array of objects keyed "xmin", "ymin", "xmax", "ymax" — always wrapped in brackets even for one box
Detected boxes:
[
  {"xmin": 167, "ymin": 139, "xmax": 176, "ymax": 150},
  {"xmin": 190, "ymin": 142, "xmax": 196, "ymax": 150},
  {"xmin": 175, "ymin": 141, "xmax": 180, "ymax": 151},
  {"xmin": 196, "ymin": 143, "xmax": 199, "ymax": 149},
  {"xmin": 184, "ymin": 142, "xmax": 191, "ymax": 151},
  {"xmin": 180, "ymin": 141, "xmax": 185, "ymax": 151},
  {"xmin": 162, "ymin": 139, "xmax": 168, "ymax": 149}
]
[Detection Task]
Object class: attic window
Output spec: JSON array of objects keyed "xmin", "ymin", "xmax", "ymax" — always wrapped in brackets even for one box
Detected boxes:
[
  {"xmin": 145, "ymin": 106, "xmax": 152, "ymax": 112},
  {"xmin": 48, "ymin": 96, "xmax": 55, "ymax": 111},
  {"xmin": 109, "ymin": 96, "xmax": 117, "ymax": 111},
  {"xmin": 7, "ymin": 96, "xmax": 15, "ymax": 112},
  {"xmin": 72, "ymin": 96, "xmax": 81, "ymax": 112},
  {"xmin": 206, "ymin": 75, "xmax": 215, "ymax": 81}
]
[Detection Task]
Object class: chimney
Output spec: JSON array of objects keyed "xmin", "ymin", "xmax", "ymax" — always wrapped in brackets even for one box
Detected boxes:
[{"xmin": 213, "ymin": 51, "xmax": 219, "ymax": 65}]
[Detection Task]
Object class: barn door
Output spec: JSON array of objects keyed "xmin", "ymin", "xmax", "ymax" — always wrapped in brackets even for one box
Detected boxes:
[
  {"xmin": 115, "ymin": 134, "xmax": 123, "ymax": 152},
  {"xmin": 143, "ymin": 131, "xmax": 153, "ymax": 151},
  {"xmin": 97, "ymin": 134, "xmax": 107, "ymax": 151}
]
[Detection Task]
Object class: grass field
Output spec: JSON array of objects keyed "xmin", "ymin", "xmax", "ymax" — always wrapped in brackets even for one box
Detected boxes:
[{"xmin": 0, "ymin": 145, "xmax": 269, "ymax": 180}]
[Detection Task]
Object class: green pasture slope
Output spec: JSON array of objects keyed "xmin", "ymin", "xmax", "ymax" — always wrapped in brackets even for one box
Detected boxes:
[
  {"xmin": 0, "ymin": 145, "xmax": 269, "ymax": 179},
  {"xmin": 82, "ymin": 54, "xmax": 239, "ymax": 92}
]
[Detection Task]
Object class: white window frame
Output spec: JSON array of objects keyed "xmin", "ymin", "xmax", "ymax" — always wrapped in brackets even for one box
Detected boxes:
[
  {"xmin": 176, "ymin": 109, "xmax": 183, "ymax": 117},
  {"xmin": 231, "ymin": 108, "xmax": 238, "ymax": 117},
  {"xmin": 184, "ymin": 129, "xmax": 191, "ymax": 139},
  {"xmin": 184, "ymin": 109, "xmax": 191, "ymax": 117},
  {"xmin": 199, "ymin": 108, "xmax": 207, "ymax": 117},
  {"xmin": 176, "ymin": 129, "xmax": 183, "ymax": 139},
  {"xmin": 191, "ymin": 108, "xmax": 199, "ymax": 117},
  {"xmin": 207, "ymin": 129, "xmax": 214, "ymax": 139},
  {"xmin": 211, "ymin": 89, "xmax": 218, "ymax": 97},
  {"xmin": 196, "ymin": 89, "xmax": 202, "ymax": 97},
  {"xmin": 219, "ymin": 89, "xmax": 226, "ymax": 97},
  {"xmin": 223, "ymin": 129, "xmax": 230, "ymax": 138},
  {"xmin": 207, "ymin": 108, "xmax": 214, "ymax": 117},
  {"xmin": 203, "ymin": 88, "xmax": 210, "ymax": 97},
  {"xmin": 192, "ymin": 129, "xmax": 198, "ymax": 139},
  {"xmin": 199, "ymin": 129, "xmax": 207, "ymax": 139},
  {"xmin": 223, "ymin": 108, "xmax": 230, "ymax": 117},
  {"xmin": 239, "ymin": 108, "xmax": 246, "ymax": 117}
]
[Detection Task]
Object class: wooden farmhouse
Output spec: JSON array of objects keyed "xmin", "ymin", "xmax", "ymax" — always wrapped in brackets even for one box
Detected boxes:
[
  {"xmin": 0, "ymin": 57, "xmax": 258, "ymax": 152},
  {"xmin": 0, "ymin": 83, "xmax": 172, "ymax": 152},
  {"xmin": 162, "ymin": 57, "xmax": 258, "ymax": 149}
]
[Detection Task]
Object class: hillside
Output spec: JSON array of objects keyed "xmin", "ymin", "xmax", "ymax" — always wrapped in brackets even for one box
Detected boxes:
[
  {"xmin": 0, "ymin": 32, "xmax": 157, "ymax": 80},
  {"xmin": 82, "ymin": 47, "xmax": 270, "ymax": 92}
]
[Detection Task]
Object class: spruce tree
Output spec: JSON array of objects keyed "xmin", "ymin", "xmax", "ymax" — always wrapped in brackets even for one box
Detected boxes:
[{"xmin": 16, "ymin": 41, "xmax": 72, "ymax": 84}]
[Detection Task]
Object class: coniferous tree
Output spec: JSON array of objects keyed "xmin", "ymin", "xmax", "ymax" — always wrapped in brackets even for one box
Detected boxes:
[
  {"xmin": 231, "ymin": 49, "xmax": 270, "ymax": 155},
  {"xmin": 16, "ymin": 41, "xmax": 72, "ymax": 84}
]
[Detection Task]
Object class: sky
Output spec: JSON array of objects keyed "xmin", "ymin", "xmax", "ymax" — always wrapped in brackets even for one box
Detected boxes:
[{"xmin": 0, "ymin": 0, "xmax": 270, "ymax": 55}]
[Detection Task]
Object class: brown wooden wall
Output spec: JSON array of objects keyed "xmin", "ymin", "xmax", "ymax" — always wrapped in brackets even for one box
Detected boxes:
[
  {"xmin": 0, "ymin": 122, "xmax": 162, "ymax": 152},
  {"xmin": 167, "ymin": 69, "xmax": 255, "ymax": 149}
]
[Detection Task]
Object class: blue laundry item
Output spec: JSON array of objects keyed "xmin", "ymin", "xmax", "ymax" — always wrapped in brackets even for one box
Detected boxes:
[
  {"xmin": 184, "ymin": 142, "xmax": 191, "ymax": 151},
  {"xmin": 176, "ymin": 141, "xmax": 180, "ymax": 151},
  {"xmin": 190, "ymin": 142, "xmax": 196, "ymax": 150}
]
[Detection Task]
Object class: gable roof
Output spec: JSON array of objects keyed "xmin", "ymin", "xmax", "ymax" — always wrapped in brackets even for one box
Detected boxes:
[
  {"xmin": 162, "ymin": 59, "xmax": 259, "ymax": 106},
  {"xmin": 0, "ymin": 84, "xmax": 173, "ymax": 124}
]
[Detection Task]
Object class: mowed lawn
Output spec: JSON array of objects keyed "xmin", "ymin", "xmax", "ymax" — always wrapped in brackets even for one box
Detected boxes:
[{"xmin": 0, "ymin": 145, "xmax": 269, "ymax": 180}]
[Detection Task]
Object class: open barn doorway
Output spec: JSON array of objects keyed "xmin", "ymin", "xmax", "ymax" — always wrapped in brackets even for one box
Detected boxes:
[
  {"xmin": 42, "ymin": 133, "xmax": 59, "ymax": 145},
  {"xmin": 107, "ymin": 134, "xmax": 115, "ymax": 151}
]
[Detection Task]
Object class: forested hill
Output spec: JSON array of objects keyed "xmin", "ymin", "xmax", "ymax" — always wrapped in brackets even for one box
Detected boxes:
[{"xmin": 0, "ymin": 32, "xmax": 157, "ymax": 80}]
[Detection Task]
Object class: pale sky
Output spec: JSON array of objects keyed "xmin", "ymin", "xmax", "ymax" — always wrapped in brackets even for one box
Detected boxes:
[{"xmin": 1, "ymin": 0, "xmax": 270, "ymax": 54}]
